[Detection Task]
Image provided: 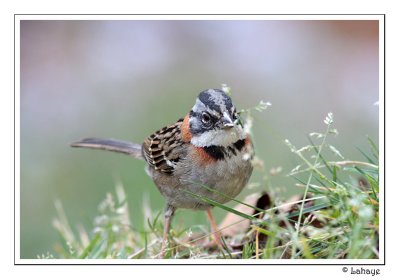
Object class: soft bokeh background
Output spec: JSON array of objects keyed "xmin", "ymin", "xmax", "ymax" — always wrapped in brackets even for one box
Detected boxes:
[{"xmin": 20, "ymin": 20, "xmax": 379, "ymax": 258}]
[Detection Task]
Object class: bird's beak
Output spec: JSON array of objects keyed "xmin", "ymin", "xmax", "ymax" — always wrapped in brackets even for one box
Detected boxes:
[{"xmin": 222, "ymin": 111, "xmax": 234, "ymax": 128}]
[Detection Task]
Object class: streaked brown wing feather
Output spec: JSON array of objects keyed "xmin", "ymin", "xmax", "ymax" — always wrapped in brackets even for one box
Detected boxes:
[{"xmin": 142, "ymin": 118, "xmax": 184, "ymax": 175}]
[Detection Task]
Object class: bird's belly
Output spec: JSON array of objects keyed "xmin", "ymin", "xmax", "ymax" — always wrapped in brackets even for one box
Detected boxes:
[{"xmin": 170, "ymin": 154, "xmax": 253, "ymax": 210}]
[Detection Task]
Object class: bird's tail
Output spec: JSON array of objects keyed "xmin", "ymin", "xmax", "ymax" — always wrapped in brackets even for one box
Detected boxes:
[{"xmin": 71, "ymin": 137, "xmax": 144, "ymax": 159}]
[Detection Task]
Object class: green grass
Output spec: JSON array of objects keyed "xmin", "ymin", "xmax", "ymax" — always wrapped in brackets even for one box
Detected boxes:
[{"xmin": 47, "ymin": 112, "xmax": 379, "ymax": 259}]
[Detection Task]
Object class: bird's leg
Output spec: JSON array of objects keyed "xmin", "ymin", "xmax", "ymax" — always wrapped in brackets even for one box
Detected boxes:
[
  {"xmin": 159, "ymin": 204, "xmax": 175, "ymax": 259},
  {"xmin": 206, "ymin": 208, "xmax": 224, "ymax": 250}
]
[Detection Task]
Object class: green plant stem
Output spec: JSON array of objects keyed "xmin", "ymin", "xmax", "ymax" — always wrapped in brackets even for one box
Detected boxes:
[{"xmin": 291, "ymin": 123, "xmax": 331, "ymax": 258}]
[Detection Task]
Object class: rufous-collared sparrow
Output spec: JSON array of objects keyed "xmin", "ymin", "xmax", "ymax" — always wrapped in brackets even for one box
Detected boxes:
[{"xmin": 71, "ymin": 88, "xmax": 254, "ymax": 257}]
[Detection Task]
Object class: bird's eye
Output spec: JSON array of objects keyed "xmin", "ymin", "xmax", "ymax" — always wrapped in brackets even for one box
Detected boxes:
[{"xmin": 201, "ymin": 112, "xmax": 212, "ymax": 125}]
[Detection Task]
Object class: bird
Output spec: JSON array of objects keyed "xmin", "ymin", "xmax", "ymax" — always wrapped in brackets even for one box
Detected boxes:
[{"xmin": 71, "ymin": 88, "xmax": 254, "ymax": 258}]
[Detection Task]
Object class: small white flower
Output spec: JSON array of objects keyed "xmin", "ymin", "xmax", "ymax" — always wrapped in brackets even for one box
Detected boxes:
[
  {"xmin": 112, "ymin": 225, "xmax": 120, "ymax": 233},
  {"xmin": 329, "ymin": 145, "xmax": 344, "ymax": 159},
  {"xmin": 290, "ymin": 164, "xmax": 302, "ymax": 174},
  {"xmin": 324, "ymin": 112, "xmax": 334, "ymax": 125},
  {"xmin": 269, "ymin": 166, "xmax": 282, "ymax": 176},
  {"xmin": 221, "ymin": 84, "xmax": 231, "ymax": 95},
  {"xmin": 296, "ymin": 145, "xmax": 313, "ymax": 153},
  {"xmin": 116, "ymin": 207, "xmax": 125, "ymax": 214},
  {"xmin": 329, "ymin": 128, "xmax": 339, "ymax": 135},
  {"xmin": 285, "ymin": 139, "xmax": 296, "ymax": 152},
  {"xmin": 309, "ymin": 132, "xmax": 324, "ymax": 138},
  {"xmin": 255, "ymin": 100, "xmax": 272, "ymax": 112}
]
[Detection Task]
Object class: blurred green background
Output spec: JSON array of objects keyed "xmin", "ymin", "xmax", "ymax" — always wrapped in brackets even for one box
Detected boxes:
[{"xmin": 20, "ymin": 20, "xmax": 379, "ymax": 258}]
